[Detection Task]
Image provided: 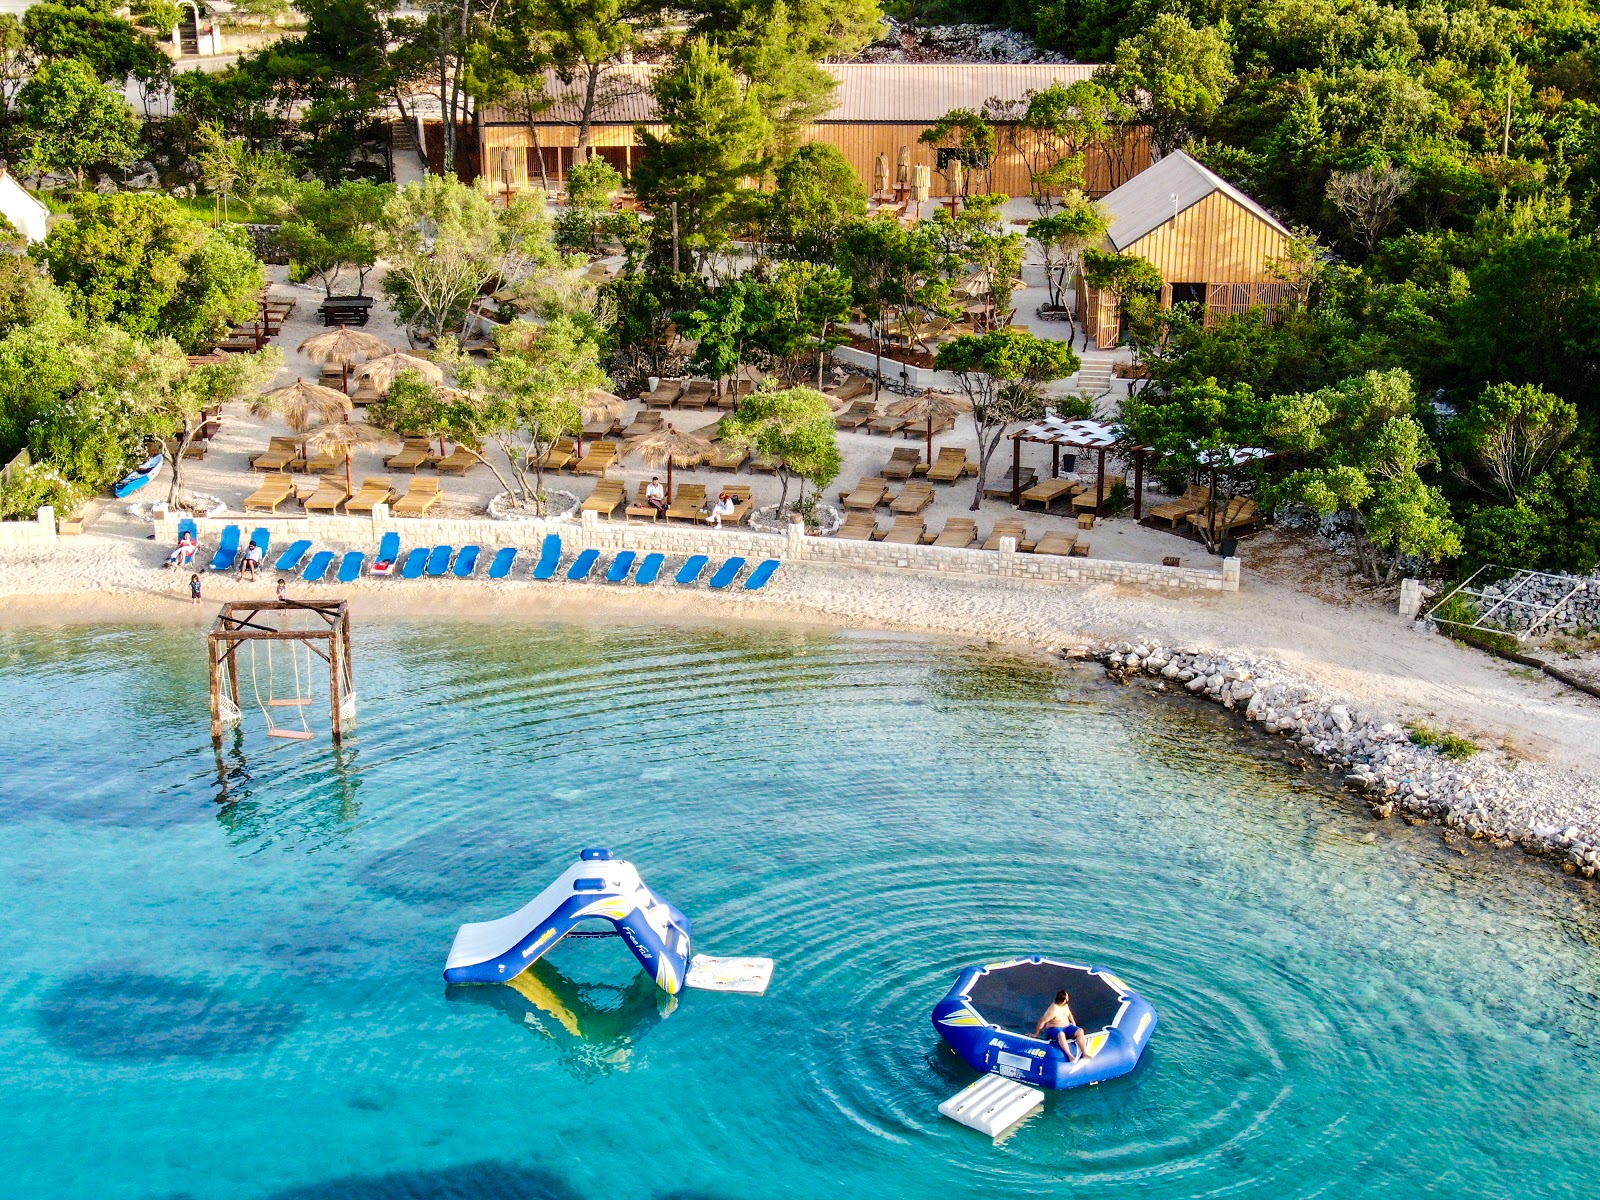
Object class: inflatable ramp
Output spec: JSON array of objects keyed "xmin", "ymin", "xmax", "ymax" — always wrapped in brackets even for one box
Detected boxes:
[{"xmin": 443, "ymin": 848, "xmax": 693, "ymax": 994}]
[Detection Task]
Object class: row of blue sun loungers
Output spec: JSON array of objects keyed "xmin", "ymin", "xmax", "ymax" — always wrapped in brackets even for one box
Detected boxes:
[{"xmin": 189, "ymin": 525, "xmax": 779, "ymax": 590}]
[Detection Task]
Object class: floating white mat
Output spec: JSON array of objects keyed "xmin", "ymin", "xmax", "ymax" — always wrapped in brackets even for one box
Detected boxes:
[
  {"xmin": 939, "ymin": 1074, "xmax": 1044, "ymax": 1137},
  {"xmin": 685, "ymin": 955, "xmax": 774, "ymax": 995}
]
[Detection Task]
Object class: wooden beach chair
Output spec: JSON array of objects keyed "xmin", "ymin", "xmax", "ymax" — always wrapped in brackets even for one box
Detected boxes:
[
  {"xmin": 984, "ymin": 519, "xmax": 1038, "ymax": 552},
  {"xmin": 839, "ymin": 477, "xmax": 890, "ymax": 509},
  {"xmin": 983, "ymin": 466, "xmax": 1038, "ymax": 499},
  {"xmin": 1188, "ymin": 496, "xmax": 1259, "ymax": 537},
  {"xmin": 304, "ymin": 447, "xmax": 341, "ymax": 474},
  {"xmin": 384, "ymin": 438, "xmax": 436, "ymax": 473},
  {"xmin": 866, "ymin": 412, "xmax": 907, "ymax": 436},
  {"xmin": 1150, "ymin": 483, "xmax": 1209, "ymax": 527},
  {"xmin": 890, "ymin": 481, "xmax": 934, "ymax": 515},
  {"xmin": 710, "ymin": 440, "xmax": 748, "ymax": 471},
  {"xmin": 573, "ymin": 440, "xmax": 620, "ymax": 475},
  {"xmin": 750, "ymin": 453, "xmax": 784, "ymax": 473},
  {"xmin": 666, "ymin": 483, "xmax": 707, "ymax": 521},
  {"xmin": 345, "ymin": 477, "xmax": 397, "ymax": 515},
  {"xmin": 435, "ymin": 443, "xmax": 483, "ymax": 475},
  {"xmin": 834, "ymin": 400, "xmax": 877, "ymax": 431},
  {"xmin": 678, "ymin": 380, "xmax": 717, "ymax": 411},
  {"xmin": 532, "ymin": 436, "xmax": 577, "ymax": 473},
  {"xmin": 1018, "ymin": 478, "xmax": 1079, "ymax": 512},
  {"xmin": 250, "ymin": 437, "xmax": 303, "ymax": 473},
  {"xmin": 925, "ymin": 447, "xmax": 971, "ymax": 484},
  {"xmin": 392, "ymin": 477, "xmax": 442, "ymax": 517},
  {"xmin": 927, "ymin": 517, "xmax": 978, "ymax": 548},
  {"xmin": 625, "ymin": 482, "xmax": 661, "ymax": 520},
  {"xmin": 835, "ymin": 510, "xmax": 879, "ymax": 541},
  {"xmin": 721, "ymin": 484, "xmax": 755, "ymax": 525},
  {"xmin": 879, "ymin": 515, "xmax": 926, "ymax": 544},
  {"xmin": 901, "ymin": 415, "xmax": 956, "ymax": 441},
  {"xmin": 620, "ymin": 411, "xmax": 664, "ymax": 440},
  {"xmin": 642, "ymin": 379, "xmax": 683, "ymax": 408},
  {"xmin": 1033, "ymin": 530, "xmax": 1079, "ymax": 556},
  {"xmin": 824, "ymin": 376, "xmax": 872, "ymax": 404},
  {"xmin": 881, "ymin": 447, "xmax": 922, "ymax": 480},
  {"xmin": 243, "ymin": 475, "xmax": 296, "ymax": 513},
  {"xmin": 580, "ymin": 479, "xmax": 627, "ymax": 517},
  {"xmin": 302, "ymin": 477, "xmax": 350, "ymax": 514}
]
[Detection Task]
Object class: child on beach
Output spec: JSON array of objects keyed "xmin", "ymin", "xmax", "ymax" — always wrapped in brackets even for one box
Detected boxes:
[{"xmin": 189, "ymin": 574, "xmax": 202, "ymax": 606}]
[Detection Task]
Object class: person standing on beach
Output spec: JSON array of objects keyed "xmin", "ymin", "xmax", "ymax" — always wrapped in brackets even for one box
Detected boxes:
[
  {"xmin": 190, "ymin": 573, "xmax": 202, "ymax": 606},
  {"xmin": 276, "ymin": 578, "xmax": 287, "ymax": 602}
]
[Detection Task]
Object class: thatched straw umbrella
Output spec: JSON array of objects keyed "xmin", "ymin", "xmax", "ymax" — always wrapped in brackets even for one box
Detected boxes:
[
  {"xmin": 252, "ymin": 378, "xmax": 353, "ymax": 433},
  {"xmin": 350, "ymin": 350, "xmax": 445, "ymax": 391},
  {"xmin": 887, "ymin": 390, "xmax": 973, "ymax": 464},
  {"xmin": 300, "ymin": 420, "xmax": 402, "ymax": 496},
  {"xmin": 299, "ymin": 327, "xmax": 395, "ymax": 389},
  {"xmin": 626, "ymin": 423, "xmax": 715, "ymax": 498},
  {"xmin": 947, "ymin": 157, "xmax": 965, "ymax": 208}
]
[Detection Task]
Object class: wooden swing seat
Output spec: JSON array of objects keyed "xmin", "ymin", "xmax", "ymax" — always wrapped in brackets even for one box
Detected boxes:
[
  {"xmin": 267, "ymin": 728, "xmax": 316, "ymax": 740},
  {"xmin": 266, "ymin": 698, "xmax": 312, "ymax": 707}
]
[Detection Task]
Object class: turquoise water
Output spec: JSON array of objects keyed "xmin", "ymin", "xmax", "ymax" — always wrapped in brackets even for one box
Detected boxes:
[{"xmin": 1, "ymin": 620, "xmax": 1597, "ymax": 1199}]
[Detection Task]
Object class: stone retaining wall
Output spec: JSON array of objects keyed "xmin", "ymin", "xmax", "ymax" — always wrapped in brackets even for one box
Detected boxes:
[
  {"xmin": 155, "ymin": 508, "xmax": 1239, "ymax": 592},
  {"xmin": 0, "ymin": 506, "xmax": 56, "ymax": 547}
]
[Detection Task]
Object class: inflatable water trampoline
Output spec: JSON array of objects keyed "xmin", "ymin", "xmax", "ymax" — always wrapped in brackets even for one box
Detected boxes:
[{"xmin": 932, "ymin": 956, "xmax": 1157, "ymax": 1090}]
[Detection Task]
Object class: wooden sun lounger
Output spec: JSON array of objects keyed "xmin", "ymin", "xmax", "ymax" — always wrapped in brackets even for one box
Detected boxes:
[
  {"xmin": 304, "ymin": 449, "xmax": 341, "ymax": 474},
  {"xmin": 243, "ymin": 476, "xmax": 296, "ymax": 513},
  {"xmin": 666, "ymin": 484, "xmax": 707, "ymax": 522},
  {"xmin": 251, "ymin": 437, "xmax": 303, "ymax": 473},
  {"xmin": 710, "ymin": 442, "xmax": 748, "ymax": 471},
  {"xmin": 928, "ymin": 517, "xmax": 978, "ymax": 548},
  {"xmin": 580, "ymin": 480, "xmax": 627, "ymax": 517},
  {"xmin": 1033, "ymin": 530, "xmax": 1079, "ymax": 556},
  {"xmin": 839, "ymin": 477, "xmax": 889, "ymax": 509},
  {"xmin": 642, "ymin": 380, "xmax": 683, "ymax": 408},
  {"xmin": 1149, "ymin": 484, "xmax": 1209, "ymax": 527},
  {"xmin": 573, "ymin": 440, "xmax": 619, "ymax": 475},
  {"xmin": 901, "ymin": 416, "xmax": 956, "ymax": 441},
  {"xmin": 890, "ymin": 481, "xmax": 934, "ymax": 515},
  {"xmin": 345, "ymin": 477, "xmax": 397, "ymax": 515},
  {"xmin": 391, "ymin": 477, "xmax": 441, "ymax": 517},
  {"xmin": 881, "ymin": 447, "xmax": 922, "ymax": 480},
  {"xmin": 625, "ymin": 481, "xmax": 664, "ymax": 520},
  {"xmin": 435, "ymin": 443, "xmax": 483, "ymax": 475},
  {"xmin": 1187, "ymin": 496, "xmax": 1259, "ymax": 537},
  {"xmin": 384, "ymin": 438, "xmax": 437, "ymax": 473},
  {"xmin": 532, "ymin": 436, "xmax": 577, "ymax": 472},
  {"xmin": 620, "ymin": 412, "xmax": 664, "ymax": 440},
  {"xmin": 834, "ymin": 400, "xmax": 877, "ymax": 430},
  {"xmin": 750, "ymin": 453, "xmax": 783, "ymax": 473},
  {"xmin": 879, "ymin": 515, "xmax": 925, "ymax": 544},
  {"xmin": 1019, "ymin": 478, "xmax": 1080, "ymax": 512},
  {"xmin": 824, "ymin": 376, "xmax": 872, "ymax": 403},
  {"xmin": 720, "ymin": 485, "xmax": 755, "ymax": 525},
  {"xmin": 984, "ymin": 520, "xmax": 1038, "ymax": 552},
  {"xmin": 302, "ymin": 478, "xmax": 350, "ymax": 514},
  {"xmin": 678, "ymin": 380, "xmax": 717, "ymax": 411},
  {"xmin": 866, "ymin": 413, "xmax": 906, "ymax": 436},
  {"xmin": 926, "ymin": 448, "xmax": 971, "ymax": 484},
  {"xmin": 835, "ymin": 511, "xmax": 879, "ymax": 541},
  {"xmin": 983, "ymin": 467, "xmax": 1037, "ymax": 499}
]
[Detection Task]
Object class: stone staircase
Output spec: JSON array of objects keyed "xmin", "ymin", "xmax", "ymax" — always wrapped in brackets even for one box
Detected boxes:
[{"xmin": 1070, "ymin": 354, "xmax": 1118, "ymax": 396}]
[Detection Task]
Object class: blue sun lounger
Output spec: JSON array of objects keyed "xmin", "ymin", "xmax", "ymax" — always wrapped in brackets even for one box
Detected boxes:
[
  {"xmin": 374, "ymin": 531, "xmax": 400, "ymax": 565},
  {"xmin": 567, "ymin": 548, "xmax": 600, "ymax": 581},
  {"xmin": 454, "ymin": 546, "xmax": 481, "ymax": 577},
  {"xmin": 336, "ymin": 551, "xmax": 365, "ymax": 583},
  {"xmin": 708, "ymin": 557, "xmax": 746, "ymax": 590},
  {"xmin": 400, "ymin": 547, "xmax": 428, "ymax": 579},
  {"xmin": 425, "ymin": 545, "xmax": 454, "ymax": 576},
  {"xmin": 634, "ymin": 552, "xmax": 665, "ymax": 586},
  {"xmin": 250, "ymin": 528, "xmax": 271, "ymax": 560},
  {"xmin": 302, "ymin": 550, "xmax": 335, "ymax": 581},
  {"xmin": 274, "ymin": 539, "xmax": 313, "ymax": 572},
  {"xmin": 532, "ymin": 535, "xmax": 563, "ymax": 580},
  {"xmin": 744, "ymin": 559, "xmax": 780, "ymax": 590},
  {"xmin": 675, "ymin": 554, "xmax": 709, "ymax": 586},
  {"xmin": 210, "ymin": 525, "xmax": 242, "ymax": 571},
  {"xmin": 605, "ymin": 550, "xmax": 637, "ymax": 583},
  {"xmin": 177, "ymin": 518, "xmax": 198, "ymax": 543},
  {"xmin": 487, "ymin": 547, "xmax": 517, "ymax": 578}
]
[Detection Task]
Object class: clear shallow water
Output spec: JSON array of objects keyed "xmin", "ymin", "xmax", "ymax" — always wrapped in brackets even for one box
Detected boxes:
[{"xmin": 1, "ymin": 621, "xmax": 1597, "ymax": 1200}]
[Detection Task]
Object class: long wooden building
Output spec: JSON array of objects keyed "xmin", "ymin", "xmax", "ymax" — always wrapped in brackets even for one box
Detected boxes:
[
  {"xmin": 473, "ymin": 62, "xmax": 1150, "ymax": 201},
  {"xmin": 1077, "ymin": 149, "xmax": 1297, "ymax": 348}
]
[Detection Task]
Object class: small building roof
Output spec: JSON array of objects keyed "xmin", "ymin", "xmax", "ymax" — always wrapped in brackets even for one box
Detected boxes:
[
  {"xmin": 480, "ymin": 62, "xmax": 1102, "ymax": 127},
  {"xmin": 1101, "ymin": 149, "xmax": 1289, "ymax": 251}
]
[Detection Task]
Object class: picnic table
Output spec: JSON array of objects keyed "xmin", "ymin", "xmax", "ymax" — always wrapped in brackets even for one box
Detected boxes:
[{"xmin": 316, "ymin": 296, "xmax": 376, "ymax": 327}]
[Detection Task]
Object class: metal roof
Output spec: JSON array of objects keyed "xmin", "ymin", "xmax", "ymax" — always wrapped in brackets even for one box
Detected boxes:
[
  {"xmin": 1101, "ymin": 149, "xmax": 1290, "ymax": 250},
  {"xmin": 480, "ymin": 62, "xmax": 1102, "ymax": 127}
]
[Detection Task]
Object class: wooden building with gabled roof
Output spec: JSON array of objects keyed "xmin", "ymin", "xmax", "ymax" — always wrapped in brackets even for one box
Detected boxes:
[{"xmin": 1078, "ymin": 149, "xmax": 1297, "ymax": 349}]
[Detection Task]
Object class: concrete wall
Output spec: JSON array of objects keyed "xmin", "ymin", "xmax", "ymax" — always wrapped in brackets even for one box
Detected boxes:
[
  {"xmin": 155, "ymin": 508, "xmax": 1241, "ymax": 593},
  {"xmin": 0, "ymin": 506, "xmax": 55, "ymax": 547}
]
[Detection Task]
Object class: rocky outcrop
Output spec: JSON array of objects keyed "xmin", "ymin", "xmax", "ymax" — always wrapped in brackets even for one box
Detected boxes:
[{"xmin": 1082, "ymin": 641, "xmax": 1600, "ymax": 879}]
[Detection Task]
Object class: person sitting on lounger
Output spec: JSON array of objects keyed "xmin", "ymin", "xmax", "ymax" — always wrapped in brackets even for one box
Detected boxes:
[
  {"xmin": 646, "ymin": 476, "xmax": 668, "ymax": 515},
  {"xmin": 1034, "ymin": 990, "xmax": 1092, "ymax": 1062},
  {"xmin": 708, "ymin": 491, "xmax": 736, "ymax": 528},
  {"xmin": 165, "ymin": 531, "xmax": 196, "ymax": 569},
  {"xmin": 241, "ymin": 541, "xmax": 264, "ymax": 580}
]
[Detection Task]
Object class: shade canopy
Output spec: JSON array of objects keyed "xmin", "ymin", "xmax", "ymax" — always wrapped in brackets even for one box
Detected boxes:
[
  {"xmin": 350, "ymin": 351, "xmax": 445, "ymax": 389},
  {"xmin": 582, "ymin": 388, "xmax": 626, "ymax": 423},
  {"xmin": 627, "ymin": 424, "xmax": 715, "ymax": 469},
  {"xmin": 253, "ymin": 378, "xmax": 352, "ymax": 433},
  {"xmin": 298, "ymin": 327, "xmax": 393, "ymax": 364},
  {"xmin": 300, "ymin": 420, "xmax": 403, "ymax": 493},
  {"xmin": 954, "ymin": 268, "xmax": 1029, "ymax": 299},
  {"xmin": 1014, "ymin": 416, "xmax": 1121, "ymax": 448},
  {"xmin": 886, "ymin": 390, "xmax": 972, "ymax": 421}
]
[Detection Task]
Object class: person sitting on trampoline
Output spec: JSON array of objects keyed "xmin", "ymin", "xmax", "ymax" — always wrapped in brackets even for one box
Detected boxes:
[{"xmin": 1034, "ymin": 990, "xmax": 1092, "ymax": 1062}]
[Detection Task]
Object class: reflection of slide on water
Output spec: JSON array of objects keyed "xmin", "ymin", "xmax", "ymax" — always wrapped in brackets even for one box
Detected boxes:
[{"xmin": 446, "ymin": 958, "xmax": 676, "ymax": 1076}]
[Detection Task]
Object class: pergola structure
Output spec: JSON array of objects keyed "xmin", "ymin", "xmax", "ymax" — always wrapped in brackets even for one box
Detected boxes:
[
  {"xmin": 208, "ymin": 600, "xmax": 355, "ymax": 745},
  {"xmin": 1009, "ymin": 417, "xmax": 1138, "ymax": 516}
]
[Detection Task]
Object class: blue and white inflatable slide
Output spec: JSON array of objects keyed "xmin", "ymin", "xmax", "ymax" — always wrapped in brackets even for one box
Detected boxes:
[{"xmin": 443, "ymin": 848, "xmax": 694, "ymax": 994}]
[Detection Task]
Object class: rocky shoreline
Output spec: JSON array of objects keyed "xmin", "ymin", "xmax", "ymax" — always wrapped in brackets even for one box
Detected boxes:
[{"xmin": 1079, "ymin": 640, "xmax": 1600, "ymax": 880}]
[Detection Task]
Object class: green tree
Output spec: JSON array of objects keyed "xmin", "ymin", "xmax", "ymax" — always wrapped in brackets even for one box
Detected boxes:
[
  {"xmin": 919, "ymin": 107, "xmax": 997, "ymax": 195},
  {"xmin": 758, "ymin": 260, "xmax": 852, "ymax": 385},
  {"xmin": 149, "ymin": 347, "xmax": 284, "ymax": 505},
  {"xmin": 555, "ymin": 154, "xmax": 624, "ymax": 255},
  {"xmin": 762, "ymin": 141, "xmax": 866, "ymax": 263},
  {"xmin": 17, "ymin": 56, "xmax": 140, "ymax": 189},
  {"xmin": 1105, "ymin": 14, "xmax": 1235, "ymax": 157},
  {"xmin": 527, "ymin": 0, "xmax": 664, "ymax": 158},
  {"xmin": 993, "ymin": 80, "xmax": 1116, "ymax": 213},
  {"xmin": 677, "ymin": 275, "xmax": 773, "ymax": 393},
  {"xmin": 1270, "ymin": 368, "xmax": 1462, "ymax": 582},
  {"xmin": 934, "ymin": 329, "xmax": 1080, "ymax": 509},
  {"xmin": 278, "ymin": 180, "xmax": 391, "ymax": 296},
  {"xmin": 718, "ymin": 384, "xmax": 841, "ymax": 509},
  {"xmin": 23, "ymin": 3, "xmax": 166, "ymax": 86},
  {"xmin": 1029, "ymin": 193, "xmax": 1110, "ymax": 317}
]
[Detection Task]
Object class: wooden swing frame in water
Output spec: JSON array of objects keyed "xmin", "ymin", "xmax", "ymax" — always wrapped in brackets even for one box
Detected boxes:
[{"xmin": 208, "ymin": 599, "xmax": 355, "ymax": 745}]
